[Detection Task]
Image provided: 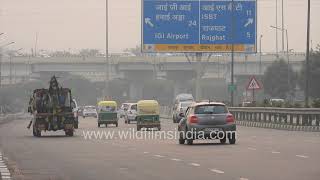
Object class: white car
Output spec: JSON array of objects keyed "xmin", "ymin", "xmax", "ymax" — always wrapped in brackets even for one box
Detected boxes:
[
  {"xmin": 118, "ymin": 103, "xmax": 130, "ymax": 119},
  {"xmin": 82, "ymin": 106, "xmax": 97, "ymax": 118},
  {"xmin": 125, "ymin": 103, "xmax": 137, "ymax": 124}
]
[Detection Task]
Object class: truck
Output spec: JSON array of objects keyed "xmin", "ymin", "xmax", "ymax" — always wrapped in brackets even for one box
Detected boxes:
[{"xmin": 27, "ymin": 76, "xmax": 78, "ymax": 137}]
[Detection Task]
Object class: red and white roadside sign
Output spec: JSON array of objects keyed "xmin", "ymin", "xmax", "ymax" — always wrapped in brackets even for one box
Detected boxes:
[{"xmin": 246, "ymin": 76, "xmax": 262, "ymax": 90}]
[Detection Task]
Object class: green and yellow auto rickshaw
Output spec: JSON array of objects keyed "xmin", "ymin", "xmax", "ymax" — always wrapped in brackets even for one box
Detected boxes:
[
  {"xmin": 97, "ymin": 101, "xmax": 118, "ymax": 128},
  {"xmin": 136, "ymin": 100, "xmax": 161, "ymax": 131}
]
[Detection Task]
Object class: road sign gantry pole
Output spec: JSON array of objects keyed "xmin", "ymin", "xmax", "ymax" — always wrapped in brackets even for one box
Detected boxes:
[{"xmin": 230, "ymin": 0, "xmax": 235, "ymax": 107}]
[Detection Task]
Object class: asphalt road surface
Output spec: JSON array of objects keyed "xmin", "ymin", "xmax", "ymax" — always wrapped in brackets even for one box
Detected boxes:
[{"xmin": 0, "ymin": 117, "xmax": 320, "ymax": 180}]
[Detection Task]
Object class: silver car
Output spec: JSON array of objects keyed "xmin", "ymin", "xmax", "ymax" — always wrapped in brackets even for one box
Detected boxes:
[{"xmin": 178, "ymin": 102, "xmax": 236, "ymax": 145}]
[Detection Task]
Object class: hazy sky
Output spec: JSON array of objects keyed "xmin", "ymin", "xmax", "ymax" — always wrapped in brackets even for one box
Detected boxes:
[{"xmin": 0, "ymin": 0, "xmax": 319, "ymax": 53}]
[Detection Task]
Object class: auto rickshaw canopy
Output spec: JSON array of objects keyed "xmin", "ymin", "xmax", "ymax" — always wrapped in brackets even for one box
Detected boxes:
[
  {"xmin": 137, "ymin": 100, "xmax": 160, "ymax": 115},
  {"xmin": 98, "ymin": 101, "xmax": 117, "ymax": 107}
]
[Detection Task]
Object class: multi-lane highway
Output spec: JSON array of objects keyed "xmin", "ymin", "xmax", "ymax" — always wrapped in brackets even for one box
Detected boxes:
[{"xmin": 0, "ymin": 117, "xmax": 319, "ymax": 180}]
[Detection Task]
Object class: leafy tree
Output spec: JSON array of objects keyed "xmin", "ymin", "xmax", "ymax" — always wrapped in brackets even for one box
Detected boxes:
[
  {"xmin": 299, "ymin": 45, "xmax": 320, "ymax": 98},
  {"xmin": 263, "ymin": 59, "xmax": 297, "ymax": 98}
]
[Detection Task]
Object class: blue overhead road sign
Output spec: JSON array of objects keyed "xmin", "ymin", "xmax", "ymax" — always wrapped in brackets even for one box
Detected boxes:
[{"xmin": 142, "ymin": 0, "xmax": 257, "ymax": 52}]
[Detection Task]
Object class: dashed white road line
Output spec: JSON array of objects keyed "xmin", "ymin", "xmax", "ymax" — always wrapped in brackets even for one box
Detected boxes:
[
  {"xmin": 2, "ymin": 176, "xmax": 12, "ymax": 179},
  {"xmin": 248, "ymin": 147, "xmax": 257, "ymax": 151},
  {"xmin": 143, "ymin": 151, "xmax": 149, "ymax": 154},
  {"xmin": 271, "ymin": 151, "xmax": 281, "ymax": 154},
  {"xmin": 240, "ymin": 178, "xmax": 249, "ymax": 180},
  {"xmin": 170, "ymin": 158, "xmax": 182, "ymax": 162},
  {"xmin": 296, "ymin": 155, "xmax": 309, "ymax": 159},
  {"xmin": 189, "ymin": 163, "xmax": 200, "ymax": 167},
  {"xmin": 210, "ymin": 169, "xmax": 225, "ymax": 174},
  {"xmin": 154, "ymin": 155, "xmax": 165, "ymax": 158}
]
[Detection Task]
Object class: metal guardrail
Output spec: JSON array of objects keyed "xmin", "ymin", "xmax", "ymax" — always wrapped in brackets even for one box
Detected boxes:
[
  {"xmin": 229, "ymin": 107, "xmax": 320, "ymax": 127},
  {"xmin": 160, "ymin": 106, "xmax": 320, "ymax": 131}
]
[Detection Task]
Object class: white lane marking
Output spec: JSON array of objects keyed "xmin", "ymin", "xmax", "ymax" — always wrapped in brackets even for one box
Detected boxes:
[
  {"xmin": 296, "ymin": 155, "xmax": 309, "ymax": 159},
  {"xmin": 210, "ymin": 169, "xmax": 225, "ymax": 174},
  {"xmin": 248, "ymin": 147, "xmax": 256, "ymax": 151},
  {"xmin": 0, "ymin": 166, "xmax": 7, "ymax": 168},
  {"xmin": 0, "ymin": 168, "xmax": 9, "ymax": 172},
  {"xmin": 154, "ymin": 155, "xmax": 165, "ymax": 158},
  {"xmin": 240, "ymin": 178, "xmax": 249, "ymax": 180},
  {"xmin": 143, "ymin": 152, "xmax": 149, "ymax": 154},
  {"xmin": 189, "ymin": 163, "xmax": 200, "ymax": 167},
  {"xmin": 271, "ymin": 151, "xmax": 281, "ymax": 154},
  {"xmin": 170, "ymin": 158, "xmax": 182, "ymax": 162},
  {"xmin": 1, "ymin": 176, "xmax": 11, "ymax": 179},
  {"xmin": 1, "ymin": 172, "xmax": 11, "ymax": 176}
]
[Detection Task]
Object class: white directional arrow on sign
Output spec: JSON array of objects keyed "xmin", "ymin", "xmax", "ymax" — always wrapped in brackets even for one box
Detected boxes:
[
  {"xmin": 145, "ymin": 18, "xmax": 154, "ymax": 28},
  {"xmin": 244, "ymin": 18, "xmax": 254, "ymax": 27}
]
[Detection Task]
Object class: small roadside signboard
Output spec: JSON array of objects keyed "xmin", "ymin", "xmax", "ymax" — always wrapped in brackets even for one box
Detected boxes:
[
  {"xmin": 246, "ymin": 76, "xmax": 261, "ymax": 90},
  {"xmin": 246, "ymin": 76, "xmax": 262, "ymax": 103},
  {"xmin": 228, "ymin": 84, "xmax": 237, "ymax": 93}
]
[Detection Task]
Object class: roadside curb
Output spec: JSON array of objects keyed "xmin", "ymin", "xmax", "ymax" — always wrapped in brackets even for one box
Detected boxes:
[{"xmin": 236, "ymin": 121, "xmax": 320, "ymax": 132}]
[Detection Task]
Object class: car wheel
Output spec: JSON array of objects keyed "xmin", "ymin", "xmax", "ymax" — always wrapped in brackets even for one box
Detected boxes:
[
  {"xmin": 116, "ymin": 122, "xmax": 118, "ymax": 127},
  {"xmin": 229, "ymin": 133, "xmax": 236, "ymax": 144},
  {"xmin": 98, "ymin": 123, "xmax": 100, "ymax": 128},
  {"xmin": 128, "ymin": 120, "xmax": 130, "ymax": 124},
  {"xmin": 65, "ymin": 130, "xmax": 74, "ymax": 136},
  {"xmin": 178, "ymin": 132, "xmax": 185, "ymax": 144},
  {"xmin": 186, "ymin": 138, "xmax": 193, "ymax": 145},
  {"xmin": 220, "ymin": 137, "xmax": 227, "ymax": 144},
  {"xmin": 105, "ymin": 124, "xmax": 108, "ymax": 128},
  {"xmin": 137, "ymin": 125, "xmax": 141, "ymax": 131}
]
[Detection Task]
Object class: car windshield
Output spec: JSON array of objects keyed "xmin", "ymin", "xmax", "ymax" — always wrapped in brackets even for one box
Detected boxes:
[
  {"xmin": 84, "ymin": 106, "xmax": 96, "ymax": 111},
  {"xmin": 99, "ymin": 106, "xmax": 116, "ymax": 112},
  {"xmin": 121, "ymin": 104, "xmax": 129, "ymax": 109},
  {"xmin": 195, "ymin": 105, "xmax": 228, "ymax": 114},
  {"xmin": 131, "ymin": 105, "xmax": 137, "ymax": 111},
  {"xmin": 181, "ymin": 102, "xmax": 192, "ymax": 108}
]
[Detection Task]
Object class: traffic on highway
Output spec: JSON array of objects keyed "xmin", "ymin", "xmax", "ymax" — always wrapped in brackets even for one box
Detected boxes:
[{"xmin": 1, "ymin": 0, "xmax": 320, "ymax": 180}]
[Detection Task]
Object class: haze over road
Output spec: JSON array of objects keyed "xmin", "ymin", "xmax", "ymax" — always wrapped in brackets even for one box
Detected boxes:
[{"xmin": 0, "ymin": 117, "xmax": 319, "ymax": 180}]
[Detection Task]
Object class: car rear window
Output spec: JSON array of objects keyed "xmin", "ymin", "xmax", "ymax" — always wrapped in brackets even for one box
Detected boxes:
[{"xmin": 195, "ymin": 105, "xmax": 228, "ymax": 114}]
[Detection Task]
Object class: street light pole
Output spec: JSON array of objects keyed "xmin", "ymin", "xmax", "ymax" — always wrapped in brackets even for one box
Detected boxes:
[
  {"xmin": 275, "ymin": 0, "xmax": 279, "ymax": 57},
  {"xmin": 305, "ymin": 0, "xmax": 311, "ymax": 107},
  {"xmin": 259, "ymin": 35, "xmax": 263, "ymax": 75},
  {"xmin": 105, "ymin": 0, "xmax": 110, "ymax": 99},
  {"xmin": 281, "ymin": 0, "xmax": 285, "ymax": 54},
  {"xmin": 286, "ymin": 29, "xmax": 291, "ymax": 100}
]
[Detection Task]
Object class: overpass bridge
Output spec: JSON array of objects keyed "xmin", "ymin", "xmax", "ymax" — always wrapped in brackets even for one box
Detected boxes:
[{"xmin": 0, "ymin": 53, "xmax": 305, "ymax": 101}]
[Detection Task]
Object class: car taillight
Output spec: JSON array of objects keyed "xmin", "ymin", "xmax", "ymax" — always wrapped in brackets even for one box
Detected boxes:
[
  {"xmin": 188, "ymin": 115, "xmax": 198, "ymax": 124},
  {"xmin": 226, "ymin": 114, "xmax": 235, "ymax": 124}
]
